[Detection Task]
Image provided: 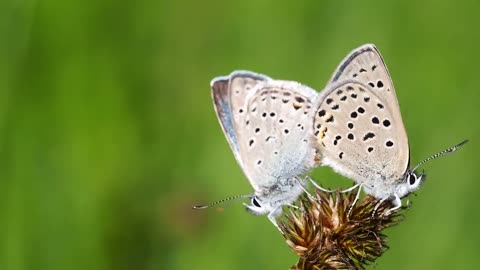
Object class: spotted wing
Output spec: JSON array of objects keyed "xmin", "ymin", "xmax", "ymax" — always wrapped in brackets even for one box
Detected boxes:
[
  {"xmin": 237, "ymin": 80, "xmax": 318, "ymax": 191},
  {"xmin": 211, "ymin": 70, "xmax": 271, "ymax": 169},
  {"xmin": 328, "ymin": 44, "xmax": 407, "ymax": 147},
  {"xmin": 313, "ymin": 81, "xmax": 409, "ymax": 187}
]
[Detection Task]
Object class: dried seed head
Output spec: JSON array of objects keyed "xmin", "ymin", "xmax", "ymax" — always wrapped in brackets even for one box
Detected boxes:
[{"xmin": 280, "ymin": 188, "xmax": 405, "ymax": 270}]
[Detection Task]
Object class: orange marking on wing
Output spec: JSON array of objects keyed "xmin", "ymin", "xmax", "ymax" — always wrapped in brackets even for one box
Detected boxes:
[
  {"xmin": 293, "ymin": 103, "xmax": 303, "ymax": 109},
  {"xmin": 324, "ymin": 114, "xmax": 333, "ymax": 122}
]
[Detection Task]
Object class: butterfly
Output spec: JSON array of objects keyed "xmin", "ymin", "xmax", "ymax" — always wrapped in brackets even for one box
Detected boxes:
[
  {"xmin": 197, "ymin": 71, "xmax": 321, "ymax": 231},
  {"xmin": 312, "ymin": 44, "xmax": 468, "ymax": 211}
]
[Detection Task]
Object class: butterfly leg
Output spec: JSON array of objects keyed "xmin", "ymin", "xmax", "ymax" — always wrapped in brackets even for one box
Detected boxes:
[
  {"xmin": 307, "ymin": 176, "xmax": 334, "ymax": 193},
  {"xmin": 373, "ymin": 194, "xmax": 402, "ymax": 217},
  {"xmin": 285, "ymin": 203, "xmax": 302, "ymax": 212},
  {"xmin": 345, "ymin": 184, "xmax": 362, "ymax": 216},
  {"xmin": 340, "ymin": 183, "xmax": 361, "ymax": 193},
  {"xmin": 267, "ymin": 210, "xmax": 284, "ymax": 235},
  {"xmin": 372, "ymin": 197, "xmax": 389, "ymax": 218},
  {"xmin": 385, "ymin": 194, "xmax": 402, "ymax": 215},
  {"xmin": 295, "ymin": 177, "xmax": 316, "ymax": 200}
]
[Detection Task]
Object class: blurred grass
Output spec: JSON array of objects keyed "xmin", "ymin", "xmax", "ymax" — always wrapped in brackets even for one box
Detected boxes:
[{"xmin": 0, "ymin": 0, "xmax": 479, "ymax": 269}]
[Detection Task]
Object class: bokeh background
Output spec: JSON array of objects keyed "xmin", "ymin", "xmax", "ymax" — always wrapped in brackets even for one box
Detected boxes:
[{"xmin": 1, "ymin": 0, "xmax": 479, "ymax": 269}]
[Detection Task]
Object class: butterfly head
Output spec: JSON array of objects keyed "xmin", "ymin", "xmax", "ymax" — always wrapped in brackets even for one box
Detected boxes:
[
  {"xmin": 396, "ymin": 169, "xmax": 426, "ymax": 198},
  {"xmin": 244, "ymin": 195, "xmax": 273, "ymax": 215},
  {"xmin": 396, "ymin": 140, "xmax": 468, "ymax": 199}
]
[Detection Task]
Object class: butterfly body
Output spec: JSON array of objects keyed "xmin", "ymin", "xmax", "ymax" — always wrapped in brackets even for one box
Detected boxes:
[
  {"xmin": 312, "ymin": 44, "xmax": 419, "ymax": 208},
  {"xmin": 313, "ymin": 44, "xmax": 466, "ymax": 209},
  {"xmin": 211, "ymin": 71, "xmax": 319, "ymax": 229}
]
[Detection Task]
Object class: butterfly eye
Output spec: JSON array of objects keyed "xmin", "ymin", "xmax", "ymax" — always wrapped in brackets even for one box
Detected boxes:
[
  {"xmin": 408, "ymin": 174, "xmax": 416, "ymax": 186},
  {"xmin": 252, "ymin": 197, "xmax": 261, "ymax": 208}
]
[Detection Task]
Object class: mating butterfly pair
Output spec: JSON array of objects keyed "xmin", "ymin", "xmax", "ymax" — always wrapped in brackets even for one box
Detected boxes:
[{"xmin": 197, "ymin": 44, "xmax": 467, "ymax": 232}]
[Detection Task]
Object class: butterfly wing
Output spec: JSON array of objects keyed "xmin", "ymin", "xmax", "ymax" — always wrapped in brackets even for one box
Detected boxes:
[
  {"xmin": 314, "ymin": 81, "xmax": 409, "ymax": 188},
  {"xmin": 318, "ymin": 44, "xmax": 410, "ymax": 187},
  {"xmin": 238, "ymin": 80, "xmax": 318, "ymax": 191},
  {"xmin": 211, "ymin": 71, "xmax": 271, "ymax": 170},
  {"xmin": 328, "ymin": 44, "xmax": 408, "ymax": 146},
  {"xmin": 212, "ymin": 71, "xmax": 318, "ymax": 191}
]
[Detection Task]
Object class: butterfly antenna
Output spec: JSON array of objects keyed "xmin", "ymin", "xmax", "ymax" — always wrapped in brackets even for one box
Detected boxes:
[
  {"xmin": 193, "ymin": 194, "xmax": 252, "ymax": 210},
  {"xmin": 412, "ymin": 139, "xmax": 469, "ymax": 171}
]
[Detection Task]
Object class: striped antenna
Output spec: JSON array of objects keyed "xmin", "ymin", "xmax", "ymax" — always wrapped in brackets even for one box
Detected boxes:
[
  {"xmin": 193, "ymin": 194, "xmax": 252, "ymax": 210},
  {"xmin": 412, "ymin": 140, "xmax": 469, "ymax": 172}
]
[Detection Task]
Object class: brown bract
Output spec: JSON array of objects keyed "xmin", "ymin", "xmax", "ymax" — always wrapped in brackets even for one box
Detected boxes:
[{"xmin": 280, "ymin": 189, "xmax": 404, "ymax": 270}]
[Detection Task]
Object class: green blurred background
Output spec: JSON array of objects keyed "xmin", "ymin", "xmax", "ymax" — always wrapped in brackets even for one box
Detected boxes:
[{"xmin": 1, "ymin": 0, "xmax": 479, "ymax": 269}]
